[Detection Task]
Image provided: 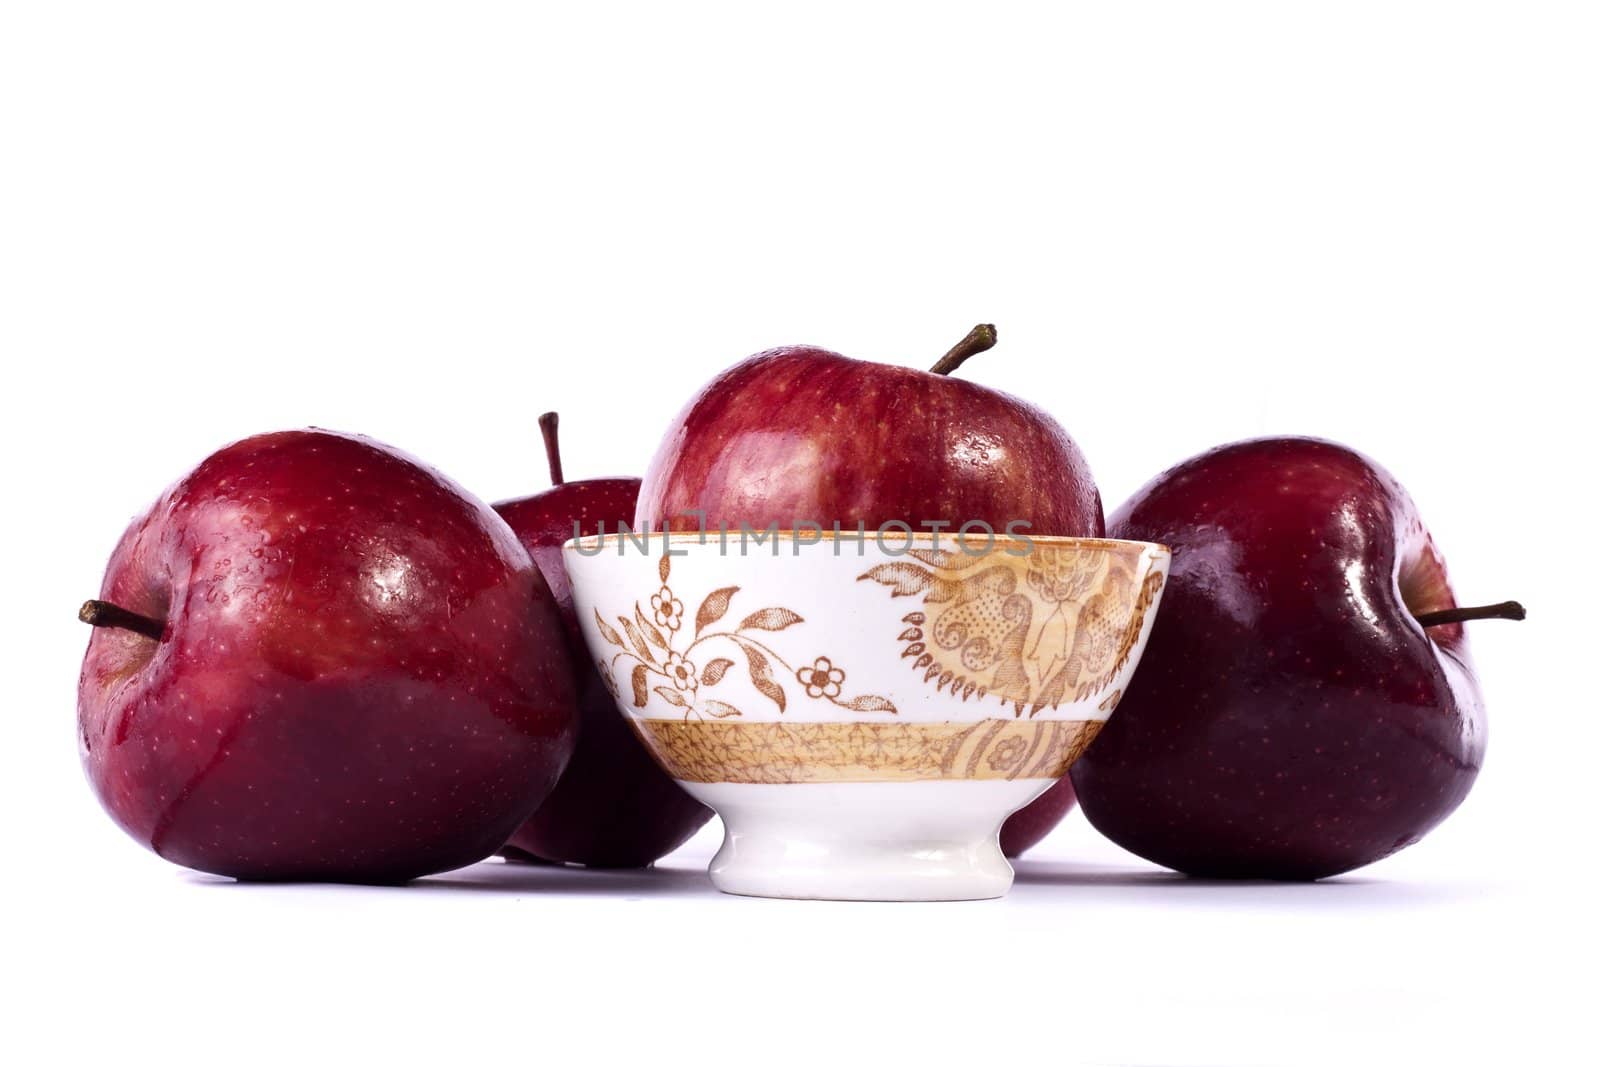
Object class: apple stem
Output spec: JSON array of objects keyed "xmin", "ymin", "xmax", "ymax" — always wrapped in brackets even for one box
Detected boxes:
[
  {"xmin": 79, "ymin": 599, "xmax": 165, "ymax": 641},
  {"xmin": 929, "ymin": 323, "xmax": 998, "ymax": 376},
  {"xmin": 1415, "ymin": 600, "xmax": 1526, "ymax": 628},
  {"xmin": 539, "ymin": 411, "xmax": 565, "ymax": 486}
]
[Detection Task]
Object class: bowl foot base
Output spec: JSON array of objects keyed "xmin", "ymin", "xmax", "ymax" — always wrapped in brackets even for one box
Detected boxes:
[{"xmin": 692, "ymin": 780, "xmax": 1046, "ymax": 901}]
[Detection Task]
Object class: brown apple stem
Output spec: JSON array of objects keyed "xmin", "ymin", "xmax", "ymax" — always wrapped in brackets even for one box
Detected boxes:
[
  {"xmin": 1415, "ymin": 600, "xmax": 1526, "ymax": 627},
  {"xmin": 929, "ymin": 323, "xmax": 998, "ymax": 376},
  {"xmin": 79, "ymin": 599, "xmax": 165, "ymax": 640},
  {"xmin": 539, "ymin": 411, "xmax": 565, "ymax": 486}
]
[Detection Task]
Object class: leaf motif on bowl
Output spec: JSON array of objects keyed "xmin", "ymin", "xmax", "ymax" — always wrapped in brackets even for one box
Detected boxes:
[
  {"xmin": 594, "ymin": 569, "xmax": 896, "ymax": 720},
  {"xmin": 857, "ymin": 543, "xmax": 1161, "ymax": 717}
]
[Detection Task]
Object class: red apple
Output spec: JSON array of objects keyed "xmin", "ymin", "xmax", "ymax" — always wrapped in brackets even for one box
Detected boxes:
[
  {"xmin": 1071, "ymin": 436, "xmax": 1523, "ymax": 879},
  {"xmin": 635, "ymin": 326, "xmax": 1104, "ymax": 851},
  {"xmin": 77, "ymin": 429, "xmax": 578, "ymax": 883},
  {"xmin": 999, "ymin": 777, "xmax": 1079, "ymax": 858},
  {"xmin": 637, "ymin": 326, "xmax": 1103, "ymax": 542},
  {"xmin": 494, "ymin": 414, "xmax": 711, "ymax": 867}
]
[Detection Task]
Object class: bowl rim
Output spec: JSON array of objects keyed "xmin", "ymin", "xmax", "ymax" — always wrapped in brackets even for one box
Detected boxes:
[{"xmin": 562, "ymin": 529, "xmax": 1170, "ymax": 556}]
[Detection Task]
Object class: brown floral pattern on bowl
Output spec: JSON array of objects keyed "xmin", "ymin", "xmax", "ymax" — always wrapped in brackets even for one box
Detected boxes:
[
  {"xmin": 591, "ymin": 551, "xmax": 898, "ymax": 721},
  {"xmin": 858, "ymin": 542, "xmax": 1166, "ymax": 716},
  {"xmin": 633, "ymin": 718, "xmax": 1103, "ymax": 784}
]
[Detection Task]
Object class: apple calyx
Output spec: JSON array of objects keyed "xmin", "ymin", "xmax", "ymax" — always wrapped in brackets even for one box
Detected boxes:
[
  {"xmin": 539, "ymin": 411, "xmax": 565, "ymax": 487},
  {"xmin": 929, "ymin": 323, "xmax": 998, "ymax": 376},
  {"xmin": 79, "ymin": 599, "xmax": 164, "ymax": 641},
  {"xmin": 1414, "ymin": 600, "xmax": 1526, "ymax": 628}
]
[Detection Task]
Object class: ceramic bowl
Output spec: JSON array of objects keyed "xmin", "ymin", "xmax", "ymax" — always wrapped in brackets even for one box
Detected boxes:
[{"xmin": 564, "ymin": 530, "xmax": 1170, "ymax": 901}]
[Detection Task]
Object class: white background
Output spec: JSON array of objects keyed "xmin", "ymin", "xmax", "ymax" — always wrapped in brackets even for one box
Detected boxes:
[{"xmin": 3, "ymin": 3, "xmax": 1595, "ymax": 1064}]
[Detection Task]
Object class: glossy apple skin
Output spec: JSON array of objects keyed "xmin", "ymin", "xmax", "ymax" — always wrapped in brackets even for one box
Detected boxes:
[
  {"xmin": 636, "ymin": 345, "xmax": 1104, "ymax": 850},
  {"xmin": 636, "ymin": 346, "xmax": 1103, "ymax": 538},
  {"xmin": 999, "ymin": 776, "xmax": 1079, "ymax": 858},
  {"xmin": 1071, "ymin": 436, "xmax": 1484, "ymax": 880},
  {"xmin": 77, "ymin": 430, "xmax": 578, "ymax": 883},
  {"xmin": 494, "ymin": 478, "xmax": 711, "ymax": 867}
]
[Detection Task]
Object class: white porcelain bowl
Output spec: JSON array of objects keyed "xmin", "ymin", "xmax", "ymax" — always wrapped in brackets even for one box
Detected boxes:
[{"xmin": 564, "ymin": 531, "xmax": 1169, "ymax": 901}]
